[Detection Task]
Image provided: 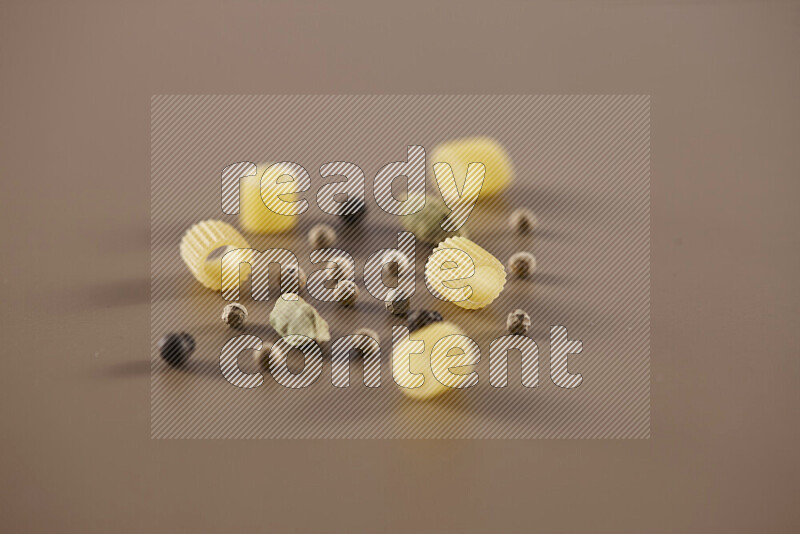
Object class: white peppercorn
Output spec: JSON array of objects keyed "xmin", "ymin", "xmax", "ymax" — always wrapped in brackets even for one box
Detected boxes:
[
  {"xmin": 221, "ymin": 302, "xmax": 248, "ymax": 329},
  {"xmin": 354, "ymin": 328, "xmax": 379, "ymax": 344},
  {"xmin": 509, "ymin": 208, "xmax": 537, "ymax": 234},
  {"xmin": 353, "ymin": 328, "xmax": 380, "ymax": 356},
  {"xmin": 508, "ymin": 251, "xmax": 536, "ymax": 278},
  {"xmin": 327, "ymin": 255, "xmax": 355, "ymax": 281},
  {"xmin": 384, "ymin": 288, "xmax": 410, "ymax": 316},
  {"xmin": 308, "ymin": 224, "xmax": 336, "ymax": 249},
  {"xmin": 252, "ymin": 339, "xmax": 275, "ymax": 369},
  {"xmin": 380, "ymin": 250, "xmax": 411, "ymax": 279},
  {"xmin": 282, "ymin": 265, "xmax": 306, "ymax": 294},
  {"xmin": 334, "ymin": 280, "xmax": 358, "ymax": 306},
  {"xmin": 506, "ymin": 309, "xmax": 531, "ymax": 335}
]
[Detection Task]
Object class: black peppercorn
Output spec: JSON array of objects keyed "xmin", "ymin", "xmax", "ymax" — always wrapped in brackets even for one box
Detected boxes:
[
  {"xmin": 339, "ymin": 197, "xmax": 366, "ymax": 224},
  {"xmin": 158, "ymin": 332, "xmax": 195, "ymax": 367},
  {"xmin": 407, "ymin": 310, "xmax": 443, "ymax": 332}
]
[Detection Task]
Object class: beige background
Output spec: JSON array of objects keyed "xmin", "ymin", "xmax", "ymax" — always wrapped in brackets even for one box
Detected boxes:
[
  {"xmin": 1, "ymin": 0, "xmax": 798, "ymax": 532},
  {"xmin": 149, "ymin": 95, "xmax": 651, "ymax": 439}
]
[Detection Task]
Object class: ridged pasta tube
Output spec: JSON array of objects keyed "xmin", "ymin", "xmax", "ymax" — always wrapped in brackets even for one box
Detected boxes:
[
  {"xmin": 425, "ymin": 236, "xmax": 506, "ymax": 310},
  {"xmin": 239, "ymin": 164, "xmax": 300, "ymax": 234},
  {"xmin": 393, "ymin": 321, "xmax": 479, "ymax": 400},
  {"xmin": 180, "ymin": 220, "xmax": 252, "ymax": 291},
  {"xmin": 431, "ymin": 137, "xmax": 512, "ymax": 197}
]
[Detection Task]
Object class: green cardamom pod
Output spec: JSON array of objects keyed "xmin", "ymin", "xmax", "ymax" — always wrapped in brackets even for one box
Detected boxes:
[
  {"xmin": 269, "ymin": 294, "xmax": 331, "ymax": 346},
  {"xmin": 400, "ymin": 194, "xmax": 467, "ymax": 244}
]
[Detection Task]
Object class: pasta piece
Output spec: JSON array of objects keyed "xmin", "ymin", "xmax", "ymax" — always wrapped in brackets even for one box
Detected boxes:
[
  {"xmin": 239, "ymin": 165, "xmax": 299, "ymax": 234},
  {"xmin": 394, "ymin": 321, "xmax": 477, "ymax": 400},
  {"xmin": 269, "ymin": 293, "xmax": 331, "ymax": 346},
  {"xmin": 425, "ymin": 236, "xmax": 506, "ymax": 310},
  {"xmin": 431, "ymin": 137, "xmax": 513, "ymax": 197},
  {"xmin": 180, "ymin": 220, "xmax": 252, "ymax": 291}
]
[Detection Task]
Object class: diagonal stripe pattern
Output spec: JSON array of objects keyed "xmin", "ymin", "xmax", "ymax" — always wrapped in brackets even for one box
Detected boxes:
[{"xmin": 151, "ymin": 95, "xmax": 650, "ymax": 439}]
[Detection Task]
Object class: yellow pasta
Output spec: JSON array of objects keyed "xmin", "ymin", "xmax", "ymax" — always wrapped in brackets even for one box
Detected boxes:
[
  {"xmin": 425, "ymin": 236, "xmax": 506, "ymax": 310},
  {"xmin": 431, "ymin": 137, "xmax": 512, "ymax": 197},
  {"xmin": 394, "ymin": 321, "xmax": 474, "ymax": 400},
  {"xmin": 180, "ymin": 220, "xmax": 251, "ymax": 291},
  {"xmin": 239, "ymin": 164, "xmax": 299, "ymax": 234}
]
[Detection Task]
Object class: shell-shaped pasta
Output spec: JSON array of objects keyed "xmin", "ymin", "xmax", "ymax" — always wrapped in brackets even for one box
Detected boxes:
[{"xmin": 425, "ymin": 236, "xmax": 506, "ymax": 310}]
